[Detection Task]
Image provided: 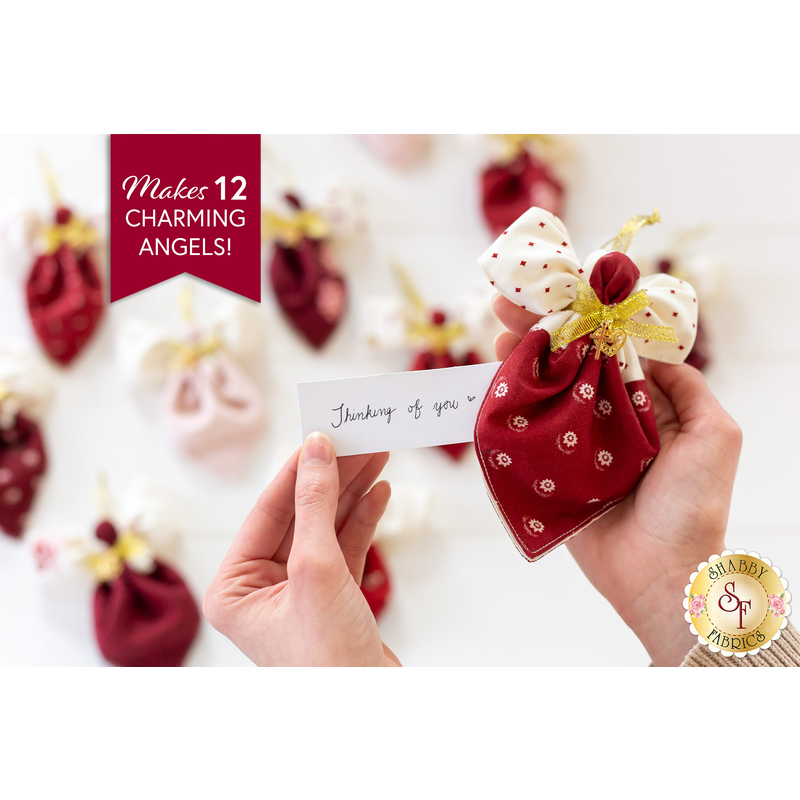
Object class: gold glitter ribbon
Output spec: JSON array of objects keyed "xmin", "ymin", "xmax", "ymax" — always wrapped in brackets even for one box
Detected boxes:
[
  {"xmin": 494, "ymin": 134, "xmax": 554, "ymax": 163},
  {"xmin": 261, "ymin": 209, "xmax": 330, "ymax": 248},
  {"xmin": 170, "ymin": 284, "xmax": 223, "ymax": 368},
  {"xmin": 86, "ymin": 530, "xmax": 150, "ymax": 583},
  {"xmin": 36, "ymin": 151, "xmax": 98, "ymax": 255},
  {"xmin": 40, "ymin": 215, "xmax": 97, "ymax": 255},
  {"xmin": 602, "ymin": 209, "xmax": 662, "ymax": 255},
  {"xmin": 169, "ymin": 336, "xmax": 223, "ymax": 369},
  {"xmin": 550, "ymin": 280, "xmax": 677, "ymax": 354},
  {"xmin": 393, "ymin": 266, "xmax": 465, "ymax": 357}
]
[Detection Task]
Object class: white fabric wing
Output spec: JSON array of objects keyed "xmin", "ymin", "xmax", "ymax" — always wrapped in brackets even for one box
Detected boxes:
[
  {"xmin": 479, "ymin": 208, "xmax": 583, "ymax": 315},
  {"xmin": 119, "ymin": 476, "xmax": 181, "ymax": 555},
  {"xmin": 478, "ymin": 206, "xmax": 699, "ymax": 381},
  {"xmin": 0, "ymin": 341, "xmax": 55, "ymax": 420},
  {"xmin": 208, "ymin": 299, "xmax": 264, "ymax": 359},
  {"xmin": 116, "ymin": 316, "xmax": 176, "ymax": 385}
]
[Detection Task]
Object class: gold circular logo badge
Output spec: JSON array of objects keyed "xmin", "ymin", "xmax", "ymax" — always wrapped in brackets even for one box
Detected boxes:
[{"xmin": 684, "ymin": 550, "xmax": 792, "ymax": 658}]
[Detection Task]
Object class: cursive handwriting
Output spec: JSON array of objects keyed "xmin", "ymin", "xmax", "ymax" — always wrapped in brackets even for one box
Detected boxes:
[
  {"xmin": 433, "ymin": 399, "xmax": 459, "ymax": 417},
  {"xmin": 331, "ymin": 402, "xmax": 396, "ymax": 429}
]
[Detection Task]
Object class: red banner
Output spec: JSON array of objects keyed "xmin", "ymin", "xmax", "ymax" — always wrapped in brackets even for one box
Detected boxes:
[{"xmin": 110, "ymin": 134, "xmax": 261, "ymax": 302}]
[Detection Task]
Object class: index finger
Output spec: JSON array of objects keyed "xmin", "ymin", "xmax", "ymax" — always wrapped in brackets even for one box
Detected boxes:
[
  {"xmin": 221, "ymin": 446, "xmax": 302, "ymax": 565},
  {"xmin": 492, "ymin": 294, "xmax": 542, "ymax": 339}
]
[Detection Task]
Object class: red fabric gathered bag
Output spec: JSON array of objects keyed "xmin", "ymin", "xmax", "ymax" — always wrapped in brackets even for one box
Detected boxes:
[
  {"xmin": 265, "ymin": 194, "xmax": 347, "ymax": 349},
  {"xmin": 408, "ymin": 310, "xmax": 481, "ymax": 461},
  {"xmin": 482, "ymin": 147, "xmax": 564, "ymax": 239},
  {"xmin": 90, "ymin": 520, "xmax": 200, "ymax": 667},
  {"xmin": 0, "ymin": 412, "xmax": 46, "ymax": 537},
  {"xmin": 474, "ymin": 207, "xmax": 698, "ymax": 562},
  {"xmin": 26, "ymin": 207, "xmax": 104, "ymax": 366}
]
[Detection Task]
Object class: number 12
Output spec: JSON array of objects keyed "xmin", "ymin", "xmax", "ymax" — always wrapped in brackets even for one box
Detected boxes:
[{"xmin": 215, "ymin": 176, "xmax": 247, "ymax": 200}]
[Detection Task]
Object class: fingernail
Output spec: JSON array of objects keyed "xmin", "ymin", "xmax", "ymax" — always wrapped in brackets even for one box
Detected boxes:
[{"xmin": 303, "ymin": 432, "xmax": 333, "ymax": 465}]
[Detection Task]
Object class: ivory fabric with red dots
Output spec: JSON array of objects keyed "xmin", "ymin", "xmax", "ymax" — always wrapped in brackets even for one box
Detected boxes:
[{"xmin": 474, "ymin": 207, "xmax": 698, "ymax": 562}]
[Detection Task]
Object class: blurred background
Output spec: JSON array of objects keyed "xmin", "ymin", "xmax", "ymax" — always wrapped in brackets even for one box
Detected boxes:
[{"xmin": 0, "ymin": 134, "xmax": 797, "ymax": 666}]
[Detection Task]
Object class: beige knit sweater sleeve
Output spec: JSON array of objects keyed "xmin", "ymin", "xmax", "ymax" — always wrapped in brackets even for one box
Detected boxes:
[{"xmin": 680, "ymin": 621, "xmax": 800, "ymax": 667}]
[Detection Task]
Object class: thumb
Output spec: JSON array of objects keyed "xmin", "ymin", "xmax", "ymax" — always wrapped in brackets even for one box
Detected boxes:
[{"xmin": 288, "ymin": 432, "xmax": 343, "ymax": 578}]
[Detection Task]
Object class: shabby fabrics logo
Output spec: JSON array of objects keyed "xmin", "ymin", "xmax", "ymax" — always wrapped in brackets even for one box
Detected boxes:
[{"xmin": 685, "ymin": 550, "xmax": 791, "ymax": 658}]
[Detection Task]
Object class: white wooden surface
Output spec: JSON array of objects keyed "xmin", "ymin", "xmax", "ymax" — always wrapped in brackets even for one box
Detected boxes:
[{"xmin": 1, "ymin": 134, "xmax": 798, "ymax": 667}]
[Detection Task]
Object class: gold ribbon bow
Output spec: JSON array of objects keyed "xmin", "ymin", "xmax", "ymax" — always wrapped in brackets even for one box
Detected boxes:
[
  {"xmin": 394, "ymin": 266, "xmax": 465, "ymax": 357},
  {"xmin": 261, "ymin": 209, "xmax": 331, "ymax": 248},
  {"xmin": 40, "ymin": 215, "xmax": 97, "ymax": 255},
  {"xmin": 169, "ymin": 336, "xmax": 223, "ymax": 369},
  {"xmin": 169, "ymin": 285, "xmax": 223, "ymax": 369},
  {"xmin": 36, "ymin": 153, "xmax": 97, "ymax": 255},
  {"xmin": 551, "ymin": 210, "xmax": 677, "ymax": 356},
  {"xmin": 86, "ymin": 530, "xmax": 150, "ymax": 583},
  {"xmin": 550, "ymin": 280, "xmax": 677, "ymax": 356},
  {"xmin": 494, "ymin": 134, "xmax": 554, "ymax": 164}
]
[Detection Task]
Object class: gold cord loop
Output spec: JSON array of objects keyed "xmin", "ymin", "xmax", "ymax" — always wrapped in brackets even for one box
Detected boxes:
[{"xmin": 603, "ymin": 209, "xmax": 662, "ymax": 254}]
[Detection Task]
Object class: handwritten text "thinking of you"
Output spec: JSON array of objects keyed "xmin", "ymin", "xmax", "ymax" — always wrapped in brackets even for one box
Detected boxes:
[{"xmin": 331, "ymin": 397, "xmax": 466, "ymax": 429}]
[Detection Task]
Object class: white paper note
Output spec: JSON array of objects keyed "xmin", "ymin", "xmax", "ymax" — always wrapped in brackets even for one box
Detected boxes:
[{"xmin": 297, "ymin": 362, "xmax": 501, "ymax": 456}]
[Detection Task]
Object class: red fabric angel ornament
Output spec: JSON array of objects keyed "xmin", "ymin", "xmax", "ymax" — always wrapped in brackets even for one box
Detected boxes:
[
  {"xmin": 24, "ymin": 166, "xmax": 104, "ymax": 365},
  {"xmin": 0, "ymin": 343, "xmax": 53, "ymax": 538},
  {"xmin": 31, "ymin": 478, "xmax": 200, "ymax": 667},
  {"xmin": 475, "ymin": 208, "xmax": 698, "ymax": 562},
  {"xmin": 368, "ymin": 267, "xmax": 488, "ymax": 461},
  {"xmin": 650, "ymin": 228, "xmax": 722, "ymax": 372},
  {"xmin": 263, "ymin": 193, "xmax": 347, "ymax": 348},
  {"xmin": 481, "ymin": 135, "xmax": 565, "ymax": 239}
]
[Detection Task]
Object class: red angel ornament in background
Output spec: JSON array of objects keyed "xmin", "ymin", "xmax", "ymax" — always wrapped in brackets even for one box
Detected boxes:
[
  {"xmin": 117, "ymin": 285, "xmax": 267, "ymax": 479},
  {"xmin": 647, "ymin": 226, "xmax": 722, "ymax": 372},
  {"xmin": 31, "ymin": 477, "xmax": 200, "ymax": 667},
  {"xmin": 0, "ymin": 343, "xmax": 53, "ymax": 538},
  {"xmin": 481, "ymin": 135, "xmax": 566, "ymax": 239},
  {"xmin": 263, "ymin": 193, "xmax": 348, "ymax": 349},
  {"xmin": 363, "ymin": 266, "xmax": 501, "ymax": 461},
  {"xmin": 25, "ymin": 160, "xmax": 104, "ymax": 365},
  {"xmin": 475, "ymin": 208, "xmax": 698, "ymax": 562}
]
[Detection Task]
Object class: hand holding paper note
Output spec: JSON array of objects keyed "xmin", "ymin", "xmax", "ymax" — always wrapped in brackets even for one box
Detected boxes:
[{"xmin": 297, "ymin": 362, "xmax": 500, "ymax": 457}]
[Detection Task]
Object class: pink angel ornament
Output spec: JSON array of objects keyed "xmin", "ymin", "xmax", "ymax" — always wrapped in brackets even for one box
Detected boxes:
[{"xmin": 117, "ymin": 287, "xmax": 267, "ymax": 479}]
